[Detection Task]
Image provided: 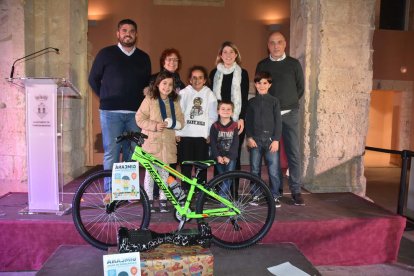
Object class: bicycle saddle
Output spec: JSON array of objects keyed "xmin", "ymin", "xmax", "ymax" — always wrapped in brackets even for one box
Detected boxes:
[{"xmin": 181, "ymin": 160, "xmax": 215, "ymax": 170}]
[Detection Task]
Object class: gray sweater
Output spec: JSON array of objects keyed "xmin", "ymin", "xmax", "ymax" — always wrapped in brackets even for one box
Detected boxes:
[{"xmin": 256, "ymin": 56, "xmax": 304, "ymax": 110}]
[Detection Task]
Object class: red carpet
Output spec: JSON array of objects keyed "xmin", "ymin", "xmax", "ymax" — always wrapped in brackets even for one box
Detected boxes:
[{"xmin": 0, "ymin": 191, "xmax": 406, "ymax": 271}]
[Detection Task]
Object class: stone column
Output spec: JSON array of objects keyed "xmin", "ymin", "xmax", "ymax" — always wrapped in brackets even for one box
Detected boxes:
[
  {"xmin": 0, "ymin": 0, "xmax": 27, "ymax": 194},
  {"xmin": 0, "ymin": 0, "xmax": 88, "ymax": 194},
  {"xmin": 25, "ymin": 0, "xmax": 89, "ymax": 183},
  {"xmin": 290, "ymin": 0, "xmax": 376, "ymax": 195}
]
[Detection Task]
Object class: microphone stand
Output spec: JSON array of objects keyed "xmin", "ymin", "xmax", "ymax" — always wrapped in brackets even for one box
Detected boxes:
[{"xmin": 9, "ymin": 47, "xmax": 59, "ymax": 80}]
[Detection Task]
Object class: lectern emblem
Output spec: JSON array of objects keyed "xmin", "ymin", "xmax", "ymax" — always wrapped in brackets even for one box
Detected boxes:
[{"xmin": 34, "ymin": 95, "xmax": 48, "ymax": 119}]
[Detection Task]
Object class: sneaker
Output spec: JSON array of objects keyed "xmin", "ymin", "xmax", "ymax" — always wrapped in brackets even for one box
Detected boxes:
[
  {"xmin": 292, "ymin": 193, "xmax": 305, "ymax": 206},
  {"xmin": 159, "ymin": 200, "xmax": 170, "ymax": 213},
  {"xmin": 274, "ymin": 198, "xmax": 281, "ymax": 208},
  {"xmin": 103, "ymin": 193, "xmax": 111, "ymax": 205},
  {"xmin": 249, "ymin": 195, "xmax": 260, "ymax": 206},
  {"xmin": 149, "ymin": 200, "xmax": 156, "ymax": 213}
]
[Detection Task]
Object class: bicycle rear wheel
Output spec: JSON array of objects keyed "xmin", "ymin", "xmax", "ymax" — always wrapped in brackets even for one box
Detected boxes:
[
  {"xmin": 72, "ymin": 170, "xmax": 150, "ymax": 250},
  {"xmin": 195, "ymin": 170, "xmax": 275, "ymax": 249}
]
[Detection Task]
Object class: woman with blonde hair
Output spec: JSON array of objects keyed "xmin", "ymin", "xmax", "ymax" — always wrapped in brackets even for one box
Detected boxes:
[{"xmin": 209, "ymin": 41, "xmax": 249, "ymax": 197}]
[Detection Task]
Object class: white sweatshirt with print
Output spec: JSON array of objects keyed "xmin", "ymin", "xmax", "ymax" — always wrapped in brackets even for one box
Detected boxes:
[{"xmin": 176, "ymin": 85, "xmax": 218, "ymax": 139}]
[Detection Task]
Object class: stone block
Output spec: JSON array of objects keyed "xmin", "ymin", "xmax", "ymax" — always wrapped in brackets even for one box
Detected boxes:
[
  {"xmin": 318, "ymin": 68, "xmax": 372, "ymax": 93},
  {"xmin": 319, "ymin": 46, "xmax": 357, "ymax": 70},
  {"xmin": 1, "ymin": 108, "xmax": 26, "ymax": 133},
  {"xmin": 322, "ymin": 0, "xmax": 375, "ymax": 27},
  {"xmin": 321, "ymin": 24, "xmax": 365, "ymax": 48},
  {"xmin": 304, "ymin": 156, "xmax": 365, "ymax": 194},
  {"xmin": 352, "ymin": 0, "xmax": 376, "ymax": 26},
  {"xmin": 58, "ymin": 107, "xmax": 82, "ymax": 132},
  {"xmin": 0, "ymin": 179, "xmax": 27, "ymax": 195},
  {"xmin": 63, "ymin": 149, "xmax": 85, "ymax": 172},
  {"xmin": 0, "ymin": 155, "xmax": 14, "ymax": 179},
  {"xmin": 323, "ymin": 0, "xmax": 352, "ymax": 24},
  {"xmin": 0, "ymin": 154, "xmax": 27, "ymax": 193},
  {"xmin": 12, "ymin": 155, "xmax": 27, "ymax": 181},
  {"xmin": 319, "ymin": 46, "xmax": 371, "ymax": 71},
  {"xmin": 315, "ymin": 134, "xmax": 346, "ymax": 159},
  {"xmin": 0, "ymin": 128, "xmax": 26, "ymax": 157},
  {"xmin": 61, "ymin": 129, "xmax": 85, "ymax": 152}
]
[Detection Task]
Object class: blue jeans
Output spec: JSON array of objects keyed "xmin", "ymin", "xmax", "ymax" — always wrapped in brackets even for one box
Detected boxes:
[
  {"xmin": 281, "ymin": 109, "xmax": 301, "ymax": 194},
  {"xmin": 215, "ymin": 160, "xmax": 236, "ymax": 197},
  {"xmin": 249, "ymin": 137, "xmax": 281, "ymax": 198},
  {"xmin": 100, "ymin": 110, "xmax": 140, "ymax": 192}
]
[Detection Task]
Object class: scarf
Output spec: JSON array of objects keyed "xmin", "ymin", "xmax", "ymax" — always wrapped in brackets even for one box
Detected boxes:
[
  {"xmin": 158, "ymin": 97, "xmax": 176, "ymax": 129},
  {"xmin": 213, "ymin": 63, "xmax": 242, "ymax": 121}
]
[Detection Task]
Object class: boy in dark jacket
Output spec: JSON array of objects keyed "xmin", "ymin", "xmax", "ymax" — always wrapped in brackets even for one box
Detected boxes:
[
  {"xmin": 210, "ymin": 100, "xmax": 239, "ymax": 198},
  {"xmin": 246, "ymin": 71, "xmax": 282, "ymax": 208}
]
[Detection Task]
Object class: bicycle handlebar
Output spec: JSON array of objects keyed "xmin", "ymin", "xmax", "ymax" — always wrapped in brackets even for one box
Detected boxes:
[{"xmin": 116, "ymin": 131, "xmax": 148, "ymax": 146}]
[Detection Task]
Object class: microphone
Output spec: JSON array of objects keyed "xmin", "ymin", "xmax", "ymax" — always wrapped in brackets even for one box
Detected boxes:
[{"xmin": 9, "ymin": 47, "xmax": 60, "ymax": 79}]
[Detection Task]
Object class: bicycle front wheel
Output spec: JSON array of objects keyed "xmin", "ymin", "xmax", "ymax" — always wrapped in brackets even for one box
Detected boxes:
[
  {"xmin": 195, "ymin": 170, "xmax": 275, "ymax": 249},
  {"xmin": 72, "ymin": 170, "xmax": 151, "ymax": 250}
]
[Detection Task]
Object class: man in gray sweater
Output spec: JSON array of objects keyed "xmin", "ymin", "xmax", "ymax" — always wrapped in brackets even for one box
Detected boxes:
[{"xmin": 256, "ymin": 31, "xmax": 305, "ymax": 206}]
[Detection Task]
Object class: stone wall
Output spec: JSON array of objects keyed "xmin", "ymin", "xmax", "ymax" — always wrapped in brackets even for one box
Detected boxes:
[
  {"xmin": 0, "ymin": 0, "xmax": 88, "ymax": 195},
  {"xmin": 0, "ymin": 0, "xmax": 390, "ymax": 196},
  {"xmin": 26, "ymin": 0, "xmax": 89, "ymax": 184},
  {"xmin": 290, "ymin": 0, "xmax": 376, "ymax": 195},
  {"xmin": 0, "ymin": 0, "xmax": 27, "ymax": 194}
]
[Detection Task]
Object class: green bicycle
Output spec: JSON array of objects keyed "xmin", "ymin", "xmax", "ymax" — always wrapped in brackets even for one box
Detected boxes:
[{"xmin": 72, "ymin": 132, "xmax": 275, "ymax": 250}]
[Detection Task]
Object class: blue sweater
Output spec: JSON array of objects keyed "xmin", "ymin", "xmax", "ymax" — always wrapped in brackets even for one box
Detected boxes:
[{"xmin": 88, "ymin": 45, "xmax": 151, "ymax": 111}]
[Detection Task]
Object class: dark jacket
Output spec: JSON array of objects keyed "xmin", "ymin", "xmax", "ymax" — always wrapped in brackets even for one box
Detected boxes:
[
  {"xmin": 245, "ymin": 93, "xmax": 282, "ymax": 142},
  {"xmin": 210, "ymin": 119, "xmax": 239, "ymax": 160}
]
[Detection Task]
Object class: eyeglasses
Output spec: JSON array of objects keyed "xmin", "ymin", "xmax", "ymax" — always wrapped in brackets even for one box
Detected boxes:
[{"xmin": 165, "ymin": 58, "xmax": 180, "ymax": 63}]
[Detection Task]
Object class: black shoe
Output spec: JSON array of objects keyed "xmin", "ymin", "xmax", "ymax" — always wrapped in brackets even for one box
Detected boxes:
[
  {"xmin": 149, "ymin": 200, "xmax": 156, "ymax": 213},
  {"xmin": 159, "ymin": 200, "xmax": 170, "ymax": 213},
  {"xmin": 249, "ymin": 195, "xmax": 260, "ymax": 206},
  {"xmin": 292, "ymin": 193, "xmax": 305, "ymax": 206},
  {"xmin": 274, "ymin": 198, "xmax": 281, "ymax": 208}
]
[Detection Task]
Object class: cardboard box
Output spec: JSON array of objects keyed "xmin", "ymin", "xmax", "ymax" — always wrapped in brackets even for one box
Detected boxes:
[{"xmin": 140, "ymin": 244, "xmax": 214, "ymax": 276}]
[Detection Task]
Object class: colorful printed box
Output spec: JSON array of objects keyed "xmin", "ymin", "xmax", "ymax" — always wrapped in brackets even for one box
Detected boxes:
[{"xmin": 140, "ymin": 244, "xmax": 214, "ymax": 276}]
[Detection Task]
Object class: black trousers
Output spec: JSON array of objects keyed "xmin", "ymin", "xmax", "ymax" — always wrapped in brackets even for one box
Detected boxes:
[{"xmin": 178, "ymin": 137, "xmax": 209, "ymax": 190}]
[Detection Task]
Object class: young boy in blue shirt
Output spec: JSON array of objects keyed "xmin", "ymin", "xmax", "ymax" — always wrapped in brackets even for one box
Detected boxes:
[{"xmin": 246, "ymin": 71, "xmax": 282, "ymax": 208}]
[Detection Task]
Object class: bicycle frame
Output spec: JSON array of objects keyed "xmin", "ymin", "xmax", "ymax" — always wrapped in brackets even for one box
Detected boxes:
[{"xmin": 130, "ymin": 145, "xmax": 241, "ymax": 219}]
